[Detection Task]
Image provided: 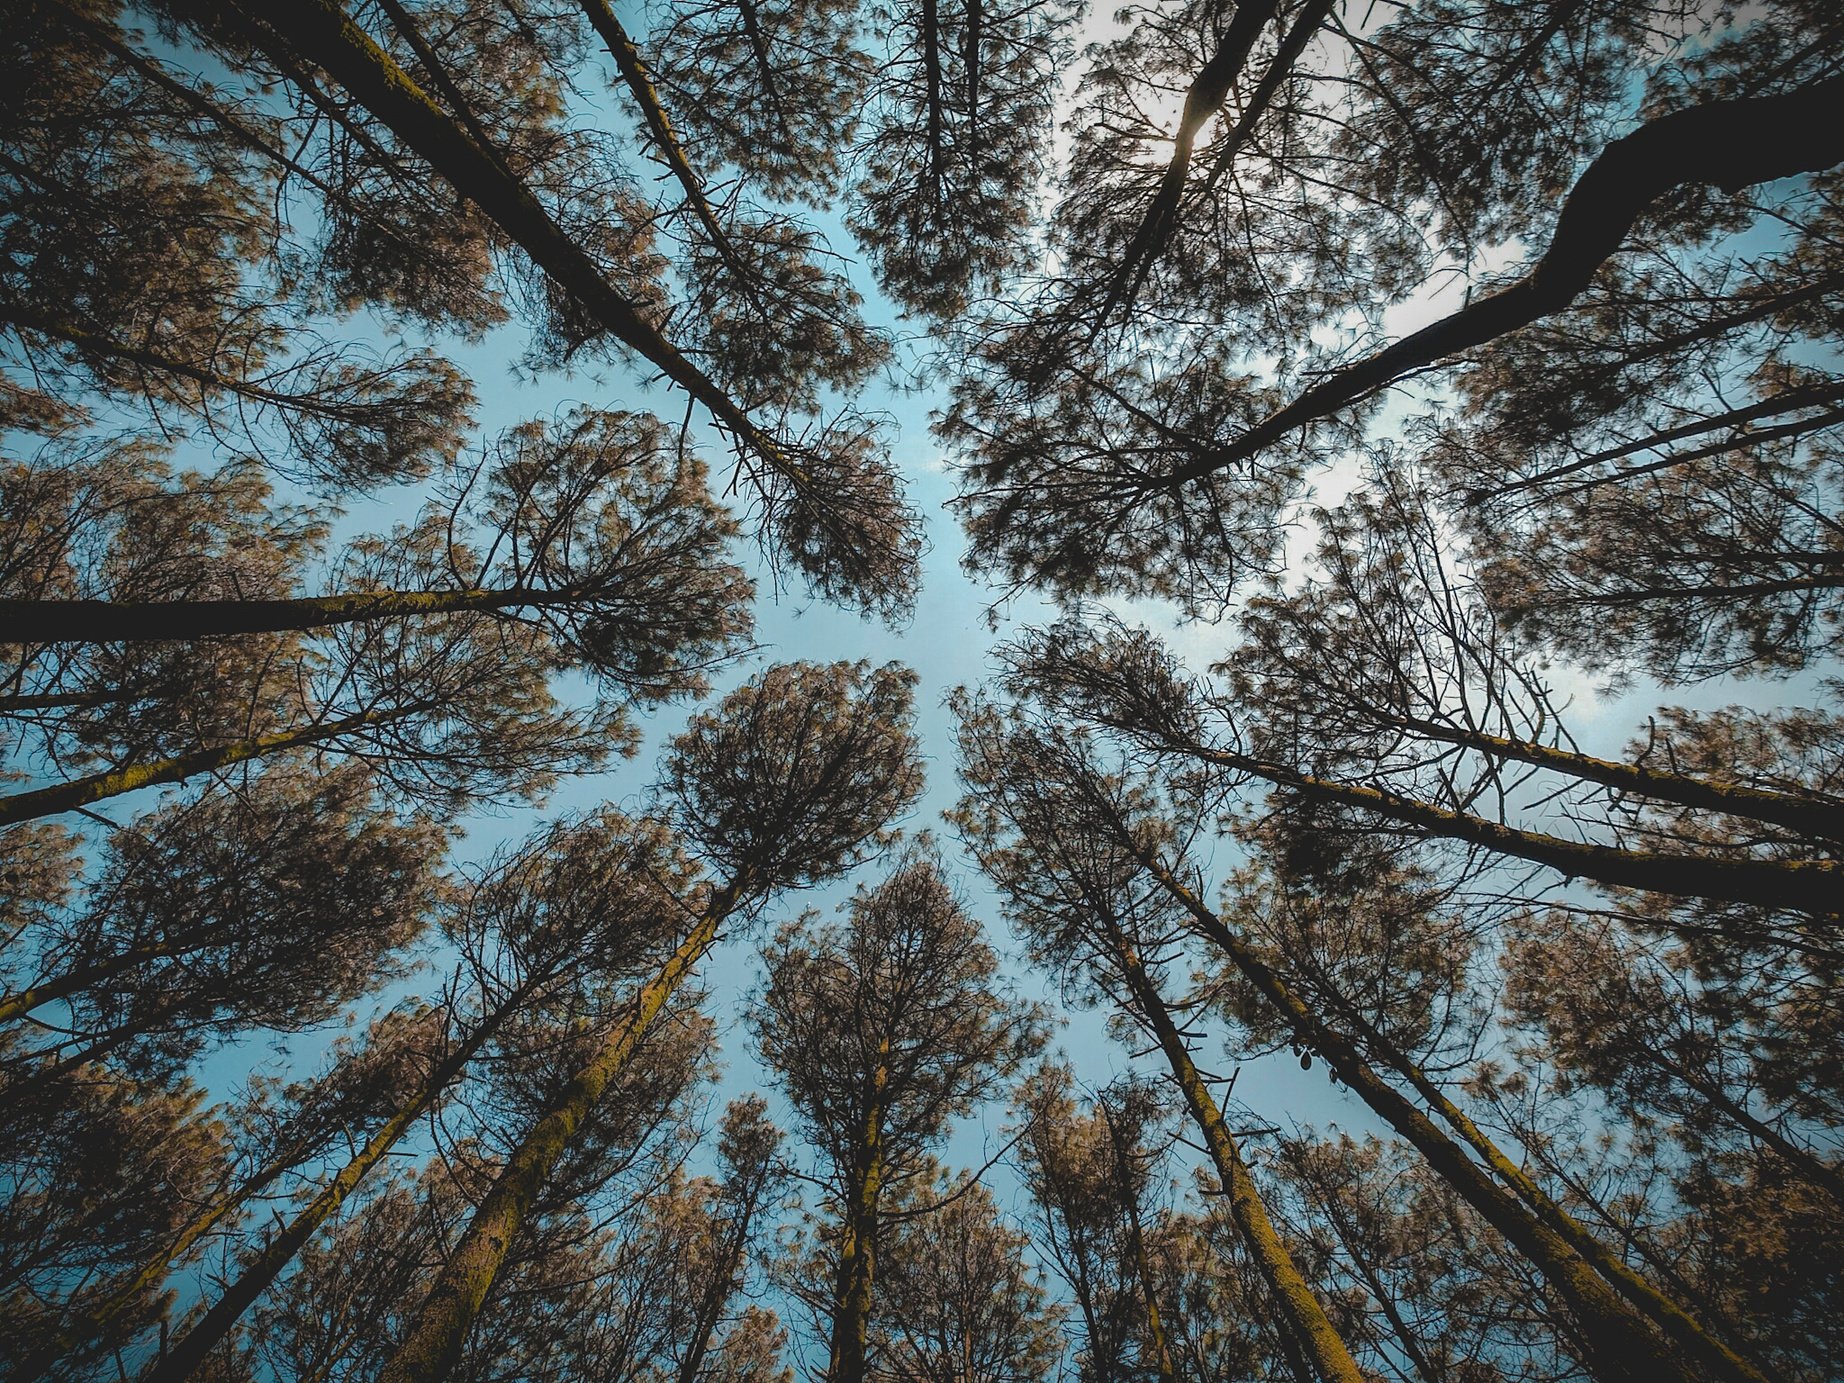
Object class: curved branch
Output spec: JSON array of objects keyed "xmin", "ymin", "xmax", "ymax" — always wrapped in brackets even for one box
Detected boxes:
[{"xmin": 1163, "ymin": 74, "xmax": 1844, "ymax": 487}]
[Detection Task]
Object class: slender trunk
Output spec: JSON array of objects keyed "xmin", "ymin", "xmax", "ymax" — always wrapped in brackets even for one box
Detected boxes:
[
  {"xmin": 0, "ymin": 702, "xmax": 429, "ymax": 828},
  {"xmin": 0, "ymin": 688, "xmax": 138, "ymax": 713},
  {"xmin": 11, "ymin": 1147, "xmax": 306, "ymax": 1383},
  {"xmin": 0, "ymin": 942, "xmax": 189, "ymax": 1027},
  {"xmin": 1164, "ymin": 75, "xmax": 1844, "ymax": 486},
  {"xmin": 732, "ymin": 0, "xmax": 794, "ymax": 143},
  {"xmin": 1556, "ymin": 572, "xmax": 1844, "ymax": 606},
  {"xmin": 674, "ymin": 1190, "xmax": 757, "ymax": 1383},
  {"xmin": 136, "ymin": 1004, "xmax": 513, "ymax": 1383},
  {"xmin": 1100, "ymin": 1106, "xmax": 1177, "ymax": 1383},
  {"xmin": 0, "ymin": 587, "xmax": 572, "ymax": 645},
  {"xmin": 825, "ymin": 1081, "xmax": 886, "ymax": 1383},
  {"xmin": 370, "ymin": 0, "xmax": 513, "ymax": 178},
  {"xmin": 185, "ymin": 0, "xmax": 789, "ymax": 474},
  {"xmin": 961, "ymin": 0, "xmax": 981, "ymax": 129},
  {"xmin": 576, "ymin": 0, "xmax": 754, "ymax": 285},
  {"xmin": 375, "ymin": 883, "xmax": 742, "ymax": 1383},
  {"xmin": 919, "ymin": 0, "xmax": 946, "ymax": 184},
  {"xmin": 9, "ymin": 1023, "xmax": 139, "ymax": 1094},
  {"xmin": 1341, "ymin": 1006, "xmax": 1774, "ymax": 1382},
  {"xmin": 1135, "ymin": 849, "xmax": 1769, "ymax": 1383},
  {"xmin": 1199, "ymin": 0, "xmax": 1338, "ymax": 203},
  {"xmin": 0, "ymin": 302, "xmax": 311, "ymax": 417},
  {"xmin": 1101, "ymin": 0, "xmax": 1283, "ymax": 322},
  {"xmin": 1377, "ymin": 717, "xmax": 1844, "ymax": 844},
  {"xmin": 1690, "ymin": 1075, "xmax": 1844, "ymax": 1206},
  {"xmin": 1528, "ymin": 403, "xmax": 1844, "ymax": 499},
  {"xmin": 1481, "ymin": 384, "xmax": 1844, "ymax": 498},
  {"xmin": 1306, "ymin": 1171, "xmax": 1447, "ymax": 1383},
  {"xmin": 1103, "ymin": 925, "xmax": 1366, "ymax": 1383},
  {"xmin": 1189, "ymin": 744, "xmax": 1840, "ymax": 916}
]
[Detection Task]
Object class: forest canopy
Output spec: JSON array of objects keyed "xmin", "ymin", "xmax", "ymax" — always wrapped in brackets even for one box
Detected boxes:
[{"xmin": 2, "ymin": 1, "xmax": 1842, "ymax": 1382}]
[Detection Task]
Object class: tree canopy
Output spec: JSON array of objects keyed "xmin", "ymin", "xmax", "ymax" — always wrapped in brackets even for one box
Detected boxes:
[{"xmin": 3, "ymin": 2, "xmax": 1842, "ymax": 1382}]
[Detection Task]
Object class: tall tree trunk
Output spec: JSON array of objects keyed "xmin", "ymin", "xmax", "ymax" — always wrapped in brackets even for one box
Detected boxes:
[
  {"xmin": 13, "ymin": 1146, "xmax": 309, "ymax": 1383},
  {"xmin": 0, "ymin": 942, "xmax": 190, "ymax": 1027},
  {"xmin": 1133, "ymin": 848, "xmax": 1771, "ymax": 1383},
  {"xmin": 576, "ymin": 0, "xmax": 755, "ymax": 286},
  {"xmin": 825, "ymin": 1060, "xmax": 888, "ymax": 1383},
  {"xmin": 731, "ymin": 0, "xmax": 794, "ymax": 142},
  {"xmin": 1099, "ymin": 1103, "xmax": 1177, "ymax": 1383},
  {"xmin": 1349, "ymin": 999, "xmax": 1844, "ymax": 1316},
  {"xmin": 184, "ymin": 0, "xmax": 787, "ymax": 471},
  {"xmin": 134, "ymin": 1001, "xmax": 513, "ymax": 1383},
  {"xmin": 1300, "ymin": 1162, "xmax": 1449, "ymax": 1383},
  {"xmin": 0, "ymin": 702, "xmax": 430, "ymax": 828},
  {"xmin": 1183, "ymin": 744, "xmax": 1840, "ymax": 916},
  {"xmin": 375, "ymin": 882, "xmax": 742, "ymax": 1383},
  {"xmin": 0, "ymin": 688, "xmax": 138, "ymax": 712},
  {"xmin": 1480, "ymin": 383, "xmax": 1844, "ymax": 499},
  {"xmin": 1099, "ymin": 0, "xmax": 1283, "ymax": 323},
  {"xmin": 1364, "ymin": 718, "xmax": 1844, "ymax": 844},
  {"xmin": 1102, "ymin": 923, "xmax": 1367, "ymax": 1383},
  {"xmin": 0, "ymin": 587, "xmax": 578, "ymax": 645},
  {"xmin": 918, "ymin": 0, "xmax": 946, "ymax": 183},
  {"xmin": 1690, "ymin": 1073, "xmax": 1844, "ymax": 1206}
]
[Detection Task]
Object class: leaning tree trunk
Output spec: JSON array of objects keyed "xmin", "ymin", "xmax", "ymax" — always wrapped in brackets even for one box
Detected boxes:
[
  {"xmin": 0, "ymin": 942, "xmax": 190, "ymax": 1027},
  {"xmin": 1187, "ymin": 744, "xmax": 1840, "ymax": 916},
  {"xmin": 1348, "ymin": 999, "xmax": 1844, "ymax": 1329},
  {"xmin": 0, "ymin": 702, "xmax": 429, "ymax": 827},
  {"xmin": 0, "ymin": 585, "xmax": 582, "ymax": 645},
  {"xmin": 375, "ymin": 882, "xmax": 742, "ymax": 1383},
  {"xmin": 824, "ymin": 1055, "xmax": 889, "ymax": 1383},
  {"xmin": 1363, "ymin": 715, "xmax": 1844, "ymax": 843},
  {"xmin": 184, "ymin": 0, "xmax": 783, "ymax": 465},
  {"xmin": 1162, "ymin": 73, "xmax": 1844, "ymax": 485},
  {"xmin": 1102, "ymin": 922, "xmax": 1367, "ymax": 1383},
  {"xmin": 1134, "ymin": 848, "xmax": 1771, "ymax": 1383}
]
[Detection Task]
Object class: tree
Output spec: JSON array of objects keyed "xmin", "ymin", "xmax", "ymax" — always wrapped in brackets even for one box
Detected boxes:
[
  {"xmin": 848, "ymin": 0, "xmax": 1082, "ymax": 320},
  {"xmin": 750, "ymin": 849, "xmax": 1046, "ymax": 1383},
  {"xmin": 5, "ymin": 1002, "xmax": 452, "ymax": 1383},
  {"xmin": 1012, "ymin": 1066, "xmax": 1198, "ymax": 1383},
  {"xmin": 374, "ymin": 660, "xmax": 924, "ymax": 1383},
  {"xmin": 952, "ymin": 710, "xmax": 1368, "ymax": 1383},
  {"xmin": 0, "ymin": 763, "xmax": 443, "ymax": 1077},
  {"xmin": 0, "ymin": 1055, "xmax": 227, "ymax": 1380},
  {"xmin": 1264, "ymin": 1131, "xmax": 1583, "ymax": 1383},
  {"xmin": 1500, "ymin": 912, "xmax": 1844, "ymax": 1206},
  {"xmin": 953, "ymin": 681, "xmax": 1777, "ymax": 1383},
  {"xmin": 1, "ymin": 410, "xmax": 751, "ymax": 677},
  {"xmin": 2, "ymin": 408, "xmax": 762, "ymax": 829},
  {"xmin": 950, "ymin": 2, "xmax": 1844, "ymax": 611},
  {"xmin": 0, "ymin": 0, "xmax": 477, "ymax": 488},
  {"xmin": 238, "ymin": 1000, "xmax": 714, "ymax": 1383},
  {"xmin": 674, "ymin": 1097, "xmax": 793, "ymax": 1383},
  {"xmin": 156, "ymin": 0, "xmax": 923, "ymax": 618},
  {"xmin": 870, "ymin": 1165, "xmax": 1064, "ymax": 1383},
  {"xmin": 8, "ymin": 2, "xmax": 1844, "ymax": 1379},
  {"xmin": 131, "ymin": 806, "xmax": 700, "ymax": 1382},
  {"xmin": 998, "ymin": 614, "xmax": 1840, "ymax": 919}
]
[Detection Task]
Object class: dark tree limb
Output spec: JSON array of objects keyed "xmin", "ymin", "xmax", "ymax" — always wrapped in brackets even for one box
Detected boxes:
[
  {"xmin": 1161, "ymin": 74, "xmax": 1844, "ymax": 487},
  {"xmin": 0, "ymin": 587, "xmax": 578, "ymax": 645},
  {"xmin": 1095, "ymin": 0, "xmax": 1286, "ymax": 327}
]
